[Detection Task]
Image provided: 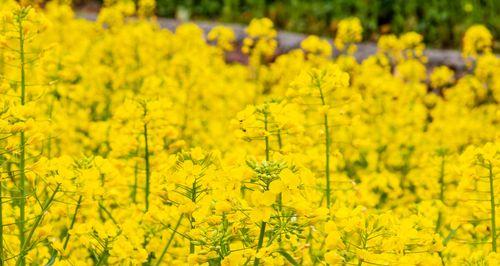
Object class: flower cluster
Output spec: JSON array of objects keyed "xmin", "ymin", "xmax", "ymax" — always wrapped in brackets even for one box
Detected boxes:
[
  {"xmin": 334, "ymin": 17, "xmax": 362, "ymax": 55},
  {"xmin": 462, "ymin": 24, "xmax": 493, "ymax": 59},
  {"xmin": 0, "ymin": 1, "xmax": 498, "ymax": 266}
]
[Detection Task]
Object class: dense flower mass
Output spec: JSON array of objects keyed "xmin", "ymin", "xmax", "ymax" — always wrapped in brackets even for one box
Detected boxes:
[{"xmin": 0, "ymin": 1, "xmax": 499, "ymax": 265}]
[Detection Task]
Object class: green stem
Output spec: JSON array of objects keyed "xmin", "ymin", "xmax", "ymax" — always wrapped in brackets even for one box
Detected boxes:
[
  {"xmin": 17, "ymin": 14, "xmax": 27, "ymax": 266},
  {"xmin": 264, "ymin": 112, "xmax": 270, "ymax": 161},
  {"xmin": 1, "ymin": 177, "xmax": 3, "ymax": 266},
  {"xmin": 49, "ymin": 195, "xmax": 82, "ymax": 261},
  {"xmin": 189, "ymin": 228, "xmax": 195, "ymax": 254},
  {"xmin": 132, "ymin": 159, "xmax": 138, "ymax": 204},
  {"xmin": 435, "ymin": 154, "xmax": 446, "ymax": 233},
  {"xmin": 47, "ymin": 98, "xmax": 53, "ymax": 159},
  {"xmin": 277, "ymin": 129, "xmax": 283, "ymax": 150},
  {"xmin": 16, "ymin": 184, "xmax": 60, "ymax": 266},
  {"xmin": 253, "ymin": 221, "xmax": 267, "ymax": 266},
  {"xmin": 0, "ymin": 22, "xmax": 4, "ymax": 261},
  {"xmin": 62, "ymin": 195, "xmax": 82, "ymax": 251},
  {"xmin": 143, "ymin": 122, "xmax": 150, "ymax": 212},
  {"xmin": 95, "ymin": 239, "xmax": 109, "ymax": 266},
  {"xmin": 317, "ymin": 81, "xmax": 331, "ymax": 208},
  {"xmin": 439, "ymin": 155, "xmax": 445, "ymax": 202},
  {"xmin": 488, "ymin": 162, "xmax": 496, "ymax": 252},
  {"xmin": 189, "ymin": 181, "xmax": 197, "ymax": 254},
  {"xmin": 323, "ymin": 113, "xmax": 330, "ymax": 208},
  {"xmin": 155, "ymin": 215, "xmax": 184, "ymax": 266},
  {"xmin": 254, "ymin": 111, "xmax": 270, "ymax": 266},
  {"xmin": 358, "ymin": 232, "xmax": 368, "ymax": 266},
  {"xmin": 277, "ymin": 130, "xmax": 282, "ymax": 210},
  {"xmin": 438, "ymin": 251, "xmax": 445, "ymax": 266},
  {"xmin": 98, "ymin": 202, "xmax": 118, "ymax": 226},
  {"xmin": 277, "ymin": 192, "xmax": 283, "ymax": 212}
]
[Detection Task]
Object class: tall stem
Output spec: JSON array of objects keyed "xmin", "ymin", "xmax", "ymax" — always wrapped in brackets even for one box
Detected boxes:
[
  {"xmin": 62, "ymin": 195, "xmax": 82, "ymax": 251},
  {"xmin": 253, "ymin": 222, "xmax": 267, "ymax": 266},
  {"xmin": 0, "ymin": 20, "xmax": 4, "ymax": 262},
  {"xmin": 16, "ymin": 184, "xmax": 60, "ymax": 266},
  {"xmin": 17, "ymin": 16, "xmax": 27, "ymax": 266},
  {"xmin": 317, "ymin": 81, "xmax": 331, "ymax": 208},
  {"xmin": 435, "ymin": 154, "xmax": 445, "ymax": 233},
  {"xmin": 488, "ymin": 162, "xmax": 496, "ymax": 252},
  {"xmin": 0, "ymin": 177, "xmax": 3, "ymax": 265},
  {"xmin": 277, "ymin": 130, "xmax": 282, "ymax": 211},
  {"xmin": 132, "ymin": 143, "xmax": 140, "ymax": 204},
  {"xmin": 132, "ymin": 161, "xmax": 138, "ymax": 203},
  {"xmin": 254, "ymin": 111, "xmax": 270, "ymax": 266},
  {"xmin": 95, "ymin": 239, "xmax": 109, "ymax": 266},
  {"xmin": 278, "ymin": 129, "xmax": 283, "ymax": 211},
  {"xmin": 47, "ymin": 99, "xmax": 54, "ymax": 159},
  {"xmin": 323, "ymin": 113, "xmax": 330, "ymax": 208},
  {"xmin": 439, "ymin": 156, "xmax": 445, "ymax": 201},
  {"xmin": 155, "ymin": 215, "xmax": 184, "ymax": 266},
  {"xmin": 264, "ymin": 112, "xmax": 270, "ymax": 161},
  {"xmin": 277, "ymin": 129, "xmax": 283, "ymax": 150},
  {"xmin": 49, "ymin": 195, "xmax": 82, "ymax": 261},
  {"xmin": 189, "ymin": 181, "xmax": 197, "ymax": 254},
  {"xmin": 143, "ymin": 122, "xmax": 150, "ymax": 212}
]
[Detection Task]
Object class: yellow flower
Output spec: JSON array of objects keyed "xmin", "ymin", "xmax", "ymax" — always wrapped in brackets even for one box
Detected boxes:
[
  {"xmin": 325, "ymin": 230, "xmax": 345, "ymax": 249},
  {"xmin": 430, "ymin": 66, "xmax": 455, "ymax": 89},
  {"xmin": 334, "ymin": 17, "xmax": 363, "ymax": 54},
  {"xmin": 208, "ymin": 26, "xmax": 236, "ymax": 51},
  {"xmin": 301, "ymin": 35, "xmax": 332, "ymax": 58},
  {"xmin": 462, "ymin": 25, "xmax": 493, "ymax": 59},
  {"xmin": 191, "ymin": 147, "xmax": 205, "ymax": 160},
  {"xmin": 324, "ymin": 251, "xmax": 343, "ymax": 264}
]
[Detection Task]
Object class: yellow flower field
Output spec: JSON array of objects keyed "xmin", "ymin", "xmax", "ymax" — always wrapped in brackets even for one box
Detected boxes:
[{"xmin": 0, "ymin": 1, "xmax": 499, "ymax": 265}]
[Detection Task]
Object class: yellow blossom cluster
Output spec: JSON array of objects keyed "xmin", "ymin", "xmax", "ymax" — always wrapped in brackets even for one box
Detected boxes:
[
  {"xmin": 462, "ymin": 24, "xmax": 493, "ymax": 59},
  {"xmin": 207, "ymin": 26, "xmax": 236, "ymax": 52},
  {"xmin": 0, "ymin": 1, "xmax": 499, "ymax": 266},
  {"xmin": 334, "ymin": 17, "xmax": 362, "ymax": 55}
]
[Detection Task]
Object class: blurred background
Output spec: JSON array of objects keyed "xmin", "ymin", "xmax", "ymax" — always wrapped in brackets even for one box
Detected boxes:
[{"xmin": 76, "ymin": 0, "xmax": 498, "ymax": 50}]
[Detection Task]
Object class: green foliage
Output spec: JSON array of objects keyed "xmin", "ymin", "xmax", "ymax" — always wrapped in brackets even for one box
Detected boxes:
[{"xmin": 155, "ymin": 0, "xmax": 499, "ymax": 48}]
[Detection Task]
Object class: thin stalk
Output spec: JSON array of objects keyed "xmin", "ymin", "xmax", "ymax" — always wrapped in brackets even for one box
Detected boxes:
[
  {"xmin": 47, "ymin": 98, "xmax": 53, "ymax": 159},
  {"xmin": 264, "ymin": 112, "xmax": 270, "ymax": 161},
  {"xmin": 16, "ymin": 184, "xmax": 60, "ymax": 266},
  {"xmin": 323, "ymin": 113, "xmax": 330, "ymax": 208},
  {"xmin": 254, "ymin": 112, "xmax": 270, "ymax": 266},
  {"xmin": 132, "ymin": 161, "xmax": 138, "ymax": 204},
  {"xmin": 488, "ymin": 162, "xmax": 496, "ymax": 252},
  {"xmin": 95, "ymin": 239, "xmax": 109, "ymax": 266},
  {"xmin": 277, "ymin": 129, "xmax": 283, "ymax": 150},
  {"xmin": 131, "ymin": 145, "xmax": 139, "ymax": 204},
  {"xmin": 438, "ymin": 251, "xmax": 445, "ymax": 266},
  {"xmin": 98, "ymin": 202, "xmax": 118, "ymax": 226},
  {"xmin": 317, "ymin": 81, "xmax": 331, "ymax": 208},
  {"xmin": 253, "ymin": 222, "xmax": 267, "ymax": 266},
  {"xmin": 277, "ymin": 129, "xmax": 282, "ymax": 210},
  {"xmin": 48, "ymin": 195, "xmax": 82, "ymax": 260},
  {"xmin": 0, "ymin": 21, "xmax": 4, "ymax": 261},
  {"xmin": 143, "ymin": 122, "xmax": 150, "ymax": 212},
  {"xmin": 1, "ymin": 177, "xmax": 3, "ymax": 266},
  {"xmin": 62, "ymin": 195, "xmax": 82, "ymax": 251},
  {"xmin": 439, "ymin": 155, "xmax": 445, "ymax": 202},
  {"xmin": 189, "ymin": 222, "xmax": 195, "ymax": 253},
  {"xmin": 435, "ymin": 154, "xmax": 446, "ymax": 233},
  {"xmin": 155, "ymin": 215, "xmax": 184, "ymax": 266},
  {"xmin": 277, "ymin": 190, "xmax": 283, "ymax": 211},
  {"xmin": 358, "ymin": 232, "xmax": 368, "ymax": 266},
  {"xmin": 189, "ymin": 181, "xmax": 196, "ymax": 254},
  {"xmin": 17, "ymin": 15, "xmax": 27, "ymax": 266}
]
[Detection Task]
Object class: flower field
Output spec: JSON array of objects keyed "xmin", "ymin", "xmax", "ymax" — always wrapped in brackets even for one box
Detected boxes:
[{"xmin": 0, "ymin": 1, "xmax": 499, "ymax": 265}]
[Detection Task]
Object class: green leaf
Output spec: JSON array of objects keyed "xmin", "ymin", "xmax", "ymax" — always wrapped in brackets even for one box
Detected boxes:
[{"xmin": 277, "ymin": 250, "xmax": 300, "ymax": 266}]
